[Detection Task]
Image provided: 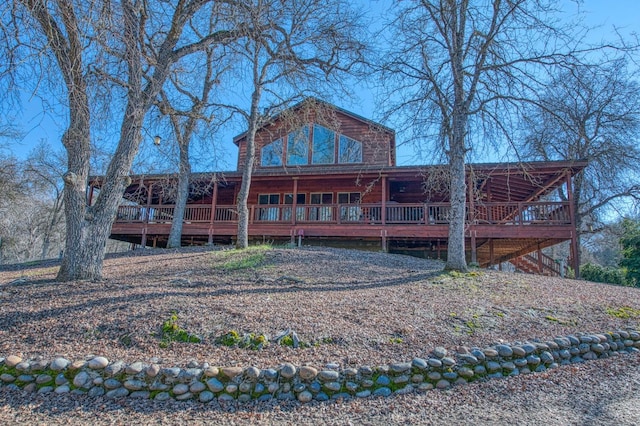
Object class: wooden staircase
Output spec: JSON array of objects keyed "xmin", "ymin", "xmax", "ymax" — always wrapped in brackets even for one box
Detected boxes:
[{"xmin": 510, "ymin": 251, "xmax": 568, "ymax": 277}]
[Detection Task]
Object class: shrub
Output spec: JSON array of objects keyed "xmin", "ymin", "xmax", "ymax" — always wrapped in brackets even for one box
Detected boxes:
[
  {"xmin": 581, "ymin": 263, "xmax": 631, "ymax": 286},
  {"xmin": 159, "ymin": 312, "xmax": 202, "ymax": 347}
]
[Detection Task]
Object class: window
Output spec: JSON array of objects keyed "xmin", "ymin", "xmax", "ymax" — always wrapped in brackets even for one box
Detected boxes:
[
  {"xmin": 259, "ymin": 194, "xmax": 280, "ymax": 205},
  {"xmin": 266, "ymin": 125, "xmax": 364, "ymax": 167},
  {"xmin": 338, "ymin": 192, "xmax": 361, "ymax": 204},
  {"xmin": 284, "ymin": 193, "xmax": 307, "ymax": 204},
  {"xmin": 338, "ymin": 192, "xmax": 361, "ymax": 222},
  {"xmin": 310, "ymin": 192, "xmax": 333, "ymax": 221},
  {"xmin": 311, "ymin": 193, "xmax": 333, "ymax": 204},
  {"xmin": 283, "ymin": 193, "xmax": 306, "ymax": 221},
  {"xmin": 261, "ymin": 139, "xmax": 283, "ymax": 167},
  {"xmin": 258, "ymin": 193, "xmax": 280, "ymax": 221},
  {"xmin": 339, "ymin": 135, "xmax": 363, "ymax": 163},
  {"xmin": 312, "ymin": 124, "xmax": 335, "ymax": 164},
  {"xmin": 287, "ymin": 126, "xmax": 309, "ymax": 166}
]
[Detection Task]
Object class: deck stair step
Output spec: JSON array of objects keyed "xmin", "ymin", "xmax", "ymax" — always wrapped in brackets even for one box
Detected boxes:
[{"xmin": 510, "ymin": 251, "xmax": 564, "ymax": 277}]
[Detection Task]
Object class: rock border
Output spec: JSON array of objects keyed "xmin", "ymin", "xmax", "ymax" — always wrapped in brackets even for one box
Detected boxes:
[{"xmin": 1, "ymin": 329, "xmax": 639, "ymax": 403}]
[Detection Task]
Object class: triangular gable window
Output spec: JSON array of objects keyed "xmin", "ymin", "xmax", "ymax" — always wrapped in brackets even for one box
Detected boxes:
[{"xmin": 261, "ymin": 139, "xmax": 283, "ymax": 167}]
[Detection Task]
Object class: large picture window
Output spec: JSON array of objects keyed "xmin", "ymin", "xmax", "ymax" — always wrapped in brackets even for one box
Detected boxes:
[
  {"xmin": 260, "ymin": 125, "xmax": 364, "ymax": 168},
  {"xmin": 287, "ymin": 126, "xmax": 309, "ymax": 166},
  {"xmin": 339, "ymin": 135, "xmax": 363, "ymax": 164},
  {"xmin": 261, "ymin": 139, "xmax": 283, "ymax": 167},
  {"xmin": 312, "ymin": 124, "xmax": 335, "ymax": 164}
]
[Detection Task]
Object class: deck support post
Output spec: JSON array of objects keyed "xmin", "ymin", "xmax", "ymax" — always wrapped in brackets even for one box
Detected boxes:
[
  {"xmin": 381, "ymin": 230, "xmax": 388, "ymax": 252},
  {"xmin": 141, "ymin": 228, "xmax": 147, "ymax": 248},
  {"xmin": 489, "ymin": 239, "xmax": 495, "ymax": 267},
  {"xmin": 87, "ymin": 184, "xmax": 94, "ymax": 206},
  {"xmin": 537, "ymin": 245, "xmax": 543, "ymax": 274},
  {"xmin": 208, "ymin": 178, "xmax": 219, "ymax": 245},
  {"xmin": 470, "ymin": 230, "xmax": 477, "ymax": 264}
]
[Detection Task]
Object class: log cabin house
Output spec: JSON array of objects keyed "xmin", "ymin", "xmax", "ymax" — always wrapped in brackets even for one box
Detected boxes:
[{"xmin": 90, "ymin": 99, "xmax": 586, "ymax": 276}]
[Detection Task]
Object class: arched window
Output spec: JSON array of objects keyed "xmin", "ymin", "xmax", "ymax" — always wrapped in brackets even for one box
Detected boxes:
[
  {"xmin": 287, "ymin": 126, "xmax": 309, "ymax": 165},
  {"xmin": 261, "ymin": 139, "xmax": 283, "ymax": 167},
  {"xmin": 339, "ymin": 135, "xmax": 362, "ymax": 163},
  {"xmin": 312, "ymin": 124, "xmax": 335, "ymax": 164}
]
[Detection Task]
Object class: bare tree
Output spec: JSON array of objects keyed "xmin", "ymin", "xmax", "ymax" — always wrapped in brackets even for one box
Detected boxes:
[
  {"xmin": 380, "ymin": 0, "xmax": 595, "ymax": 272},
  {"xmin": 2, "ymin": 1, "xmax": 238, "ymax": 280},
  {"xmin": 223, "ymin": 0, "xmax": 366, "ymax": 249},
  {"xmin": 23, "ymin": 141, "xmax": 67, "ymax": 259},
  {"xmin": 155, "ymin": 42, "xmax": 225, "ymax": 248},
  {"xmin": 0, "ymin": 155, "xmax": 24, "ymax": 262},
  {"xmin": 521, "ymin": 60, "xmax": 640, "ymax": 265}
]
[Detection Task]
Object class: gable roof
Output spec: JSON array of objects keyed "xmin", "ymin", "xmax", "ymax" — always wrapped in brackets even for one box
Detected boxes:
[{"xmin": 232, "ymin": 97, "xmax": 395, "ymax": 146}]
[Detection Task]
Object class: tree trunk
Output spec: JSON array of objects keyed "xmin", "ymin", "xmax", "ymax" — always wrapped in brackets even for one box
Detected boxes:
[
  {"xmin": 236, "ymin": 88, "xmax": 262, "ymax": 249},
  {"xmin": 55, "ymin": 97, "xmax": 93, "ymax": 280},
  {"xmin": 445, "ymin": 8, "xmax": 469, "ymax": 273},
  {"xmin": 167, "ymin": 145, "xmax": 191, "ymax": 248},
  {"xmin": 236, "ymin": 128, "xmax": 257, "ymax": 249},
  {"xmin": 445, "ymin": 112, "xmax": 468, "ymax": 272}
]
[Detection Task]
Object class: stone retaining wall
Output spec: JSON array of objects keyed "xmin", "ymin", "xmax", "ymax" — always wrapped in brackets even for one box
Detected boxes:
[{"xmin": 1, "ymin": 329, "xmax": 639, "ymax": 403}]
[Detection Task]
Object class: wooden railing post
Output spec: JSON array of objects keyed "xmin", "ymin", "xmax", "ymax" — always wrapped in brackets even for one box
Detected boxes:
[
  {"xmin": 292, "ymin": 177, "xmax": 298, "ymax": 225},
  {"xmin": 468, "ymin": 173, "xmax": 475, "ymax": 225},
  {"xmin": 381, "ymin": 175, "xmax": 387, "ymax": 225},
  {"xmin": 141, "ymin": 182, "xmax": 153, "ymax": 248},
  {"xmin": 518, "ymin": 202, "xmax": 523, "ymax": 226},
  {"xmin": 208, "ymin": 181, "xmax": 218, "ymax": 244}
]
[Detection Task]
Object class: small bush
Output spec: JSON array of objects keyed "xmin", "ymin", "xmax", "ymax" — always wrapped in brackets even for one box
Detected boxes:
[
  {"xmin": 159, "ymin": 312, "xmax": 201, "ymax": 347},
  {"xmin": 216, "ymin": 330, "xmax": 242, "ymax": 347},
  {"xmin": 216, "ymin": 330, "xmax": 269, "ymax": 350}
]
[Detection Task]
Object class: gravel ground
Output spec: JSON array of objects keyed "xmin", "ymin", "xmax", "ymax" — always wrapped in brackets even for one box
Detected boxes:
[{"xmin": 1, "ymin": 246, "xmax": 640, "ymax": 424}]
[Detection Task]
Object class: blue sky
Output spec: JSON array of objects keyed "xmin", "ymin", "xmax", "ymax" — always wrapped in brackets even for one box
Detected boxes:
[{"xmin": 6, "ymin": 0, "xmax": 639, "ymax": 168}]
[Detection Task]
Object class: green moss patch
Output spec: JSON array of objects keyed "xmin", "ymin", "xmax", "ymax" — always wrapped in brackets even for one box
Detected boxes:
[{"xmin": 606, "ymin": 306, "xmax": 640, "ymax": 319}]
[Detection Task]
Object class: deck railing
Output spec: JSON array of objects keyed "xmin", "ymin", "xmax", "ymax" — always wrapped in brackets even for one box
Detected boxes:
[{"xmin": 115, "ymin": 201, "xmax": 571, "ymax": 226}]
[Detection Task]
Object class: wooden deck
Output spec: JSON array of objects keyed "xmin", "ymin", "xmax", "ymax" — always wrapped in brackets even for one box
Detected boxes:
[{"xmin": 110, "ymin": 200, "xmax": 574, "ymax": 269}]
